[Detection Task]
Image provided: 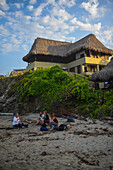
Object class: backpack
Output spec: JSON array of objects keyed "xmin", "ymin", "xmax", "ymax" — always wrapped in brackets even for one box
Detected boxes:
[
  {"xmin": 59, "ymin": 124, "xmax": 67, "ymax": 131},
  {"xmin": 67, "ymin": 116, "xmax": 75, "ymax": 122},
  {"xmin": 40, "ymin": 125, "xmax": 48, "ymax": 131}
]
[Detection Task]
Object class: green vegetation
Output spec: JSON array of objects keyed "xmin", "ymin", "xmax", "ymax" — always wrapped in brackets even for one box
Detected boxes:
[
  {"xmin": 0, "ymin": 75, "xmax": 5, "ymax": 79},
  {"xmin": 9, "ymin": 65, "xmax": 113, "ymax": 118}
]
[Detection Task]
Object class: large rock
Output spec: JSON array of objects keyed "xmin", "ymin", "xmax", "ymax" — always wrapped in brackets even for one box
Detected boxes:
[
  {"xmin": 0, "ymin": 78, "xmax": 41, "ymax": 114},
  {"xmin": 0, "ymin": 78, "xmax": 13, "ymax": 96}
]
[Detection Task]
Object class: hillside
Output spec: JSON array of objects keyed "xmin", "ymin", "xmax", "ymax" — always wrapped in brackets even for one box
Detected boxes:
[{"xmin": 0, "ymin": 65, "xmax": 113, "ymax": 118}]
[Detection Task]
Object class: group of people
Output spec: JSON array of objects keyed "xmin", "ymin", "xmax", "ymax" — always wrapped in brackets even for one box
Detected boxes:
[
  {"xmin": 13, "ymin": 111, "xmax": 58, "ymax": 131},
  {"xmin": 35, "ymin": 111, "xmax": 58, "ymax": 130}
]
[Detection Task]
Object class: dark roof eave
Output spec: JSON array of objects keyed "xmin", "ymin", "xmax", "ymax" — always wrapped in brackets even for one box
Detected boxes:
[
  {"xmin": 23, "ymin": 53, "xmax": 67, "ymax": 62},
  {"xmin": 66, "ymin": 47, "xmax": 113, "ymax": 56}
]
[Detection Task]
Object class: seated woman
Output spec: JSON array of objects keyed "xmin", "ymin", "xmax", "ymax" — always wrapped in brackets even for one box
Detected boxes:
[
  {"xmin": 35, "ymin": 112, "xmax": 45, "ymax": 125},
  {"xmin": 49, "ymin": 113, "xmax": 58, "ymax": 131},
  {"xmin": 43, "ymin": 111, "xmax": 50, "ymax": 125},
  {"xmin": 13, "ymin": 112, "xmax": 28, "ymax": 128}
]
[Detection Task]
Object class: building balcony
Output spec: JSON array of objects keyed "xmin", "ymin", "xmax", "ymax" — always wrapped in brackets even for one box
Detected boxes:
[{"xmin": 85, "ymin": 57, "xmax": 110, "ymax": 65}]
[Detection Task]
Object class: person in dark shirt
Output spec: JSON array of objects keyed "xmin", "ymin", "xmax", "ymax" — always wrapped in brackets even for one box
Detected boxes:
[
  {"xmin": 49, "ymin": 113, "xmax": 58, "ymax": 130},
  {"xmin": 43, "ymin": 111, "xmax": 50, "ymax": 125}
]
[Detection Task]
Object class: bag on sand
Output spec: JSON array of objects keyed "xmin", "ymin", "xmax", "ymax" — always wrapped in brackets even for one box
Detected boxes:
[
  {"xmin": 59, "ymin": 124, "xmax": 67, "ymax": 131},
  {"xmin": 40, "ymin": 125, "xmax": 48, "ymax": 131},
  {"xmin": 67, "ymin": 116, "xmax": 75, "ymax": 122}
]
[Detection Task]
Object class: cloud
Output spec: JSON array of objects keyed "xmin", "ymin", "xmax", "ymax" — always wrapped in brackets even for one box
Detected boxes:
[
  {"xmin": 41, "ymin": 3, "xmax": 74, "ymax": 32},
  {"xmin": 97, "ymin": 27, "xmax": 113, "ymax": 49},
  {"xmin": 25, "ymin": 15, "xmax": 32, "ymax": 21},
  {"xmin": 0, "ymin": 10, "xmax": 5, "ymax": 16},
  {"xmin": 0, "ymin": 43, "xmax": 13, "ymax": 53},
  {"xmin": 59, "ymin": 0, "xmax": 76, "ymax": 7},
  {"xmin": 52, "ymin": 7, "xmax": 71, "ymax": 21},
  {"xmin": 81, "ymin": 0, "xmax": 106, "ymax": 19},
  {"xmin": 42, "ymin": 11, "xmax": 74, "ymax": 33},
  {"xmin": 71, "ymin": 17, "xmax": 101, "ymax": 32},
  {"xmin": 14, "ymin": 3, "xmax": 24, "ymax": 9},
  {"xmin": 0, "ymin": 0, "xmax": 77, "ymax": 55},
  {"xmin": 27, "ymin": 5, "xmax": 34, "ymax": 11},
  {"xmin": 1, "ymin": 0, "xmax": 109, "ymax": 55},
  {"xmin": 47, "ymin": 0, "xmax": 55, "ymax": 4},
  {"xmin": 42, "ymin": 15, "xmax": 50, "ymax": 24},
  {"xmin": 0, "ymin": 0, "xmax": 9, "ymax": 10},
  {"xmin": 0, "ymin": 25, "xmax": 9, "ymax": 36},
  {"xmin": 34, "ymin": 3, "xmax": 47, "ymax": 16},
  {"xmin": 29, "ymin": 0, "xmax": 37, "ymax": 4},
  {"xmin": 22, "ymin": 44, "xmax": 29, "ymax": 51},
  {"xmin": 15, "ymin": 11, "xmax": 23, "ymax": 18}
]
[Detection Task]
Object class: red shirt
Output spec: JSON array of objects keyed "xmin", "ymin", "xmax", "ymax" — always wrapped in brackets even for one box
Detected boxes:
[{"xmin": 53, "ymin": 118, "xmax": 58, "ymax": 123}]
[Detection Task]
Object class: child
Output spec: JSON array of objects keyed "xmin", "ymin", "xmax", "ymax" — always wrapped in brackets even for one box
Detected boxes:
[
  {"xmin": 35, "ymin": 112, "xmax": 45, "ymax": 125},
  {"xmin": 49, "ymin": 113, "xmax": 58, "ymax": 131}
]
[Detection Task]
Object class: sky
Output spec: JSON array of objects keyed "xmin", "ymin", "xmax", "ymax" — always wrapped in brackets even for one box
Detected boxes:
[{"xmin": 0, "ymin": 0, "xmax": 113, "ymax": 75}]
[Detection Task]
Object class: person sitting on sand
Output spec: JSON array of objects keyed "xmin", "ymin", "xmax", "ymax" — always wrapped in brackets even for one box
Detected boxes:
[
  {"xmin": 35, "ymin": 112, "xmax": 45, "ymax": 125},
  {"xmin": 49, "ymin": 113, "xmax": 58, "ymax": 131},
  {"xmin": 43, "ymin": 111, "xmax": 50, "ymax": 125},
  {"xmin": 13, "ymin": 113, "xmax": 28, "ymax": 128}
]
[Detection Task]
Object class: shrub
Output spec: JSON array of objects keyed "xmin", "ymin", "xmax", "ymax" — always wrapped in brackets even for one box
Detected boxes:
[{"xmin": 9, "ymin": 65, "xmax": 113, "ymax": 116}]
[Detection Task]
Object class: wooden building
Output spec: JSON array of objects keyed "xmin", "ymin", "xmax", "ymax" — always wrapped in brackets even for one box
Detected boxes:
[
  {"xmin": 10, "ymin": 69, "xmax": 26, "ymax": 76},
  {"xmin": 23, "ymin": 34, "xmax": 113, "ymax": 75}
]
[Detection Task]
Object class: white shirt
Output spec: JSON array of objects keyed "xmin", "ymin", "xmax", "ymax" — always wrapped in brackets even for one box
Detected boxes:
[
  {"xmin": 13, "ymin": 116, "xmax": 20, "ymax": 126},
  {"xmin": 40, "ymin": 114, "xmax": 44, "ymax": 119}
]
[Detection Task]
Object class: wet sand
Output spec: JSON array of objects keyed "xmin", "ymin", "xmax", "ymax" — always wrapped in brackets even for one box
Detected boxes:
[{"xmin": 0, "ymin": 113, "xmax": 113, "ymax": 170}]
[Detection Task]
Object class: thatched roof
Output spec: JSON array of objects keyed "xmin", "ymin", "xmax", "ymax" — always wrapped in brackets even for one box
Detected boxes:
[
  {"xmin": 91, "ymin": 59, "xmax": 113, "ymax": 82},
  {"xmin": 67, "ymin": 34, "xmax": 113, "ymax": 56},
  {"xmin": 23, "ymin": 38, "xmax": 70, "ymax": 62},
  {"xmin": 23, "ymin": 34, "xmax": 113, "ymax": 62}
]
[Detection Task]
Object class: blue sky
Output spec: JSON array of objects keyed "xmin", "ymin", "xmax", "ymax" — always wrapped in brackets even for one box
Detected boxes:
[{"xmin": 0, "ymin": 0, "xmax": 113, "ymax": 75}]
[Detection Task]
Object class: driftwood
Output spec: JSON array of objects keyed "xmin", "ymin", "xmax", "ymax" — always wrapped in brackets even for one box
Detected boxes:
[
  {"xmin": 75, "ymin": 153, "xmax": 99, "ymax": 166},
  {"xmin": 101, "ymin": 117, "xmax": 113, "ymax": 121},
  {"xmin": 0, "ymin": 127, "xmax": 14, "ymax": 130},
  {"xmin": 0, "ymin": 113, "xmax": 13, "ymax": 116},
  {"xmin": 73, "ymin": 130, "xmax": 113, "ymax": 136},
  {"xmin": 89, "ymin": 113, "xmax": 96, "ymax": 124}
]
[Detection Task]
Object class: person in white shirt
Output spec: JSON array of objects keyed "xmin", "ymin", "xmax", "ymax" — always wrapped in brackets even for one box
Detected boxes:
[{"xmin": 13, "ymin": 113, "xmax": 28, "ymax": 128}]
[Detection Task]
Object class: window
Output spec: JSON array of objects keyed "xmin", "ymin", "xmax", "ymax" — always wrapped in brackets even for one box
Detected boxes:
[
  {"xmin": 80, "ymin": 53, "xmax": 85, "ymax": 58},
  {"xmin": 84, "ymin": 66, "xmax": 88, "ymax": 72},
  {"xmin": 92, "ymin": 50, "xmax": 99, "ymax": 58},
  {"xmin": 74, "ymin": 54, "xmax": 76, "ymax": 60},
  {"xmin": 69, "ymin": 67, "xmax": 75, "ymax": 73},
  {"xmin": 69, "ymin": 67, "xmax": 75, "ymax": 72},
  {"xmin": 90, "ymin": 65, "xmax": 96, "ymax": 72},
  {"xmin": 85, "ymin": 50, "xmax": 90, "ymax": 57},
  {"xmin": 99, "ymin": 65, "xmax": 104, "ymax": 71},
  {"xmin": 77, "ymin": 65, "xmax": 81, "ymax": 74}
]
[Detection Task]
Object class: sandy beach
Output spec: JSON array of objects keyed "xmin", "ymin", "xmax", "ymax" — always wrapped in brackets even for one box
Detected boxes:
[{"xmin": 0, "ymin": 113, "xmax": 113, "ymax": 170}]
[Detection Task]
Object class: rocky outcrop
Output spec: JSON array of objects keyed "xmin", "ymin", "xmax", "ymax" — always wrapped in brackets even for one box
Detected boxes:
[
  {"xmin": 0, "ymin": 78, "xmax": 13, "ymax": 96},
  {"xmin": 0, "ymin": 78, "xmax": 16, "ymax": 112},
  {"xmin": 0, "ymin": 78, "xmax": 41, "ymax": 113}
]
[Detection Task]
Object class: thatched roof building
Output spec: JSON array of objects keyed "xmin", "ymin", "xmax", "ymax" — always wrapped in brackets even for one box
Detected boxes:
[
  {"xmin": 23, "ymin": 33, "xmax": 113, "ymax": 75},
  {"xmin": 23, "ymin": 34, "xmax": 113, "ymax": 62},
  {"xmin": 10, "ymin": 69, "xmax": 26, "ymax": 76},
  {"xmin": 23, "ymin": 38, "xmax": 70, "ymax": 62},
  {"xmin": 91, "ymin": 59, "xmax": 113, "ymax": 82}
]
